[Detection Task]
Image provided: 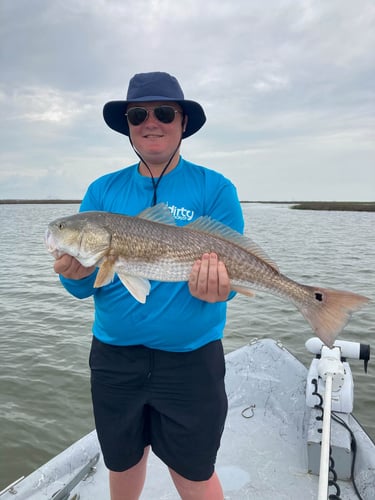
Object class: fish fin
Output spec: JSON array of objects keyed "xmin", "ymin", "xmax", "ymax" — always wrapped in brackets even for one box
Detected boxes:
[
  {"xmin": 138, "ymin": 203, "xmax": 176, "ymax": 225},
  {"xmin": 231, "ymin": 285, "xmax": 256, "ymax": 297},
  {"xmin": 117, "ymin": 272, "xmax": 151, "ymax": 304},
  {"xmin": 297, "ymin": 286, "xmax": 370, "ymax": 347},
  {"xmin": 188, "ymin": 217, "xmax": 279, "ymax": 272},
  {"xmin": 94, "ymin": 257, "xmax": 116, "ymax": 287}
]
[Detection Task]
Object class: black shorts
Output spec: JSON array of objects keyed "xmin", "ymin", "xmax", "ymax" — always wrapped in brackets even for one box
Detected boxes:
[{"xmin": 89, "ymin": 337, "xmax": 228, "ymax": 481}]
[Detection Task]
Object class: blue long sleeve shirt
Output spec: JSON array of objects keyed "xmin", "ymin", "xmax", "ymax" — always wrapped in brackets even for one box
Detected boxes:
[{"xmin": 60, "ymin": 157, "xmax": 244, "ymax": 351}]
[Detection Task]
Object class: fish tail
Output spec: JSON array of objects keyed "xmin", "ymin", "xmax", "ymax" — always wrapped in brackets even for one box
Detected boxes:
[{"xmin": 297, "ymin": 286, "xmax": 370, "ymax": 347}]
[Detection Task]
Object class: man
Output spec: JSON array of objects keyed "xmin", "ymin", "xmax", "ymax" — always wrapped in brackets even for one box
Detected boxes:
[{"xmin": 54, "ymin": 72, "xmax": 244, "ymax": 499}]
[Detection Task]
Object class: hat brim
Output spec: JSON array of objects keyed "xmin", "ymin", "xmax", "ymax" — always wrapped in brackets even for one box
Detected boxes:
[{"xmin": 103, "ymin": 97, "xmax": 206, "ymax": 139}]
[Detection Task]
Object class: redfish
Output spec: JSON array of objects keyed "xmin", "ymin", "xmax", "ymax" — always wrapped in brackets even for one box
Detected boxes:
[{"xmin": 45, "ymin": 204, "xmax": 369, "ymax": 347}]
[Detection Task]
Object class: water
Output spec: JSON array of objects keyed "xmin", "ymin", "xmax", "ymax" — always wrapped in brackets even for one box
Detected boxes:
[{"xmin": 0, "ymin": 203, "xmax": 374, "ymax": 489}]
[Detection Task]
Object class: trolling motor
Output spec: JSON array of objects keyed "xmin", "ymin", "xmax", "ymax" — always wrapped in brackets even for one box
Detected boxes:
[
  {"xmin": 305, "ymin": 337, "xmax": 370, "ymax": 500},
  {"xmin": 306, "ymin": 338, "xmax": 370, "ymax": 413}
]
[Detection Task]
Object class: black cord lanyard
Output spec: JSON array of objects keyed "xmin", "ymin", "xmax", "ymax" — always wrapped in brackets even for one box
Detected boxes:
[{"xmin": 129, "ymin": 137, "xmax": 182, "ymax": 206}]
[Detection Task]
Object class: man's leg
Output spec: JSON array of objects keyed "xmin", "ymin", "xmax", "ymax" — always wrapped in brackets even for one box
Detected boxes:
[
  {"xmin": 109, "ymin": 446, "xmax": 150, "ymax": 500},
  {"xmin": 169, "ymin": 468, "xmax": 224, "ymax": 500}
]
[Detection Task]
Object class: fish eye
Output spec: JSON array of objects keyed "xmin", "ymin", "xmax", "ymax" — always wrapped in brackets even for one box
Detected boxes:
[{"xmin": 58, "ymin": 222, "xmax": 65, "ymax": 230}]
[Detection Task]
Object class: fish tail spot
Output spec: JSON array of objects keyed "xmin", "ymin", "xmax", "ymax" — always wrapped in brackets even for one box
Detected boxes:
[{"xmin": 297, "ymin": 286, "xmax": 370, "ymax": 346}]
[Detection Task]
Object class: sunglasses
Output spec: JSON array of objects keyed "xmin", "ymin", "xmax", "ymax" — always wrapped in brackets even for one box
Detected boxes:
[{"xmin": 125, "ymin": 105, "xmax": 182, "ymax": 126}]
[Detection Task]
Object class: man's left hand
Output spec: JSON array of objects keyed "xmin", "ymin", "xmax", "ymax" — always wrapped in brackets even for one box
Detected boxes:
[{"xmin": 188, "ymin": 253, "xmax": 231, "ymax": 303}]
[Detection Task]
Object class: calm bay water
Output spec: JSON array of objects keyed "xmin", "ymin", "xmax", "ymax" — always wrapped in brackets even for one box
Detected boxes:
[{"xmin": 0, "ymin": 203, "xmax": 374, "ymax": 489}]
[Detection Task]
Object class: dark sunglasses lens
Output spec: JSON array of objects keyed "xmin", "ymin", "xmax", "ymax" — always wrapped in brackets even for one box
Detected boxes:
[
  {"xmin": 154, "ymin": 106, "xmax": 176, "ymax": 123},
  {"xmin": 127, "ymin": 108, "xmax": 148, "ymax": 125}
]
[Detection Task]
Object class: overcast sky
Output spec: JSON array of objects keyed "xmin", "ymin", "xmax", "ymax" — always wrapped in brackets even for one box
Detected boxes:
[{"xmin": 1, "ymin": 0, "xmax": 374, "ymax": 201}]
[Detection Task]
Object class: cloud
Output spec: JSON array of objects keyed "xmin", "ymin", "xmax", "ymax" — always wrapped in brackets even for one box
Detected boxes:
[
  {"xmin": 0, "ymin": 0, "xmax": 374, "ymax": 200},
  {"xmin": 7, "ymin": 86, "xmax": 85, "ymax": 124}
]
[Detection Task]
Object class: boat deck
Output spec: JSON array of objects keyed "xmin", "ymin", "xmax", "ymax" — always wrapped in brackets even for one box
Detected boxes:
[{"xmin": 2, "ymin": 339, "xmax": 374, "ymax": 499}]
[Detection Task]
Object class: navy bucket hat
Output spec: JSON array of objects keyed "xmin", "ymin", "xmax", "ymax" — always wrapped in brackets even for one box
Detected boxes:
[{"xmin": 103, "ymin": 72, "xmax": 206, "ymax": 139}]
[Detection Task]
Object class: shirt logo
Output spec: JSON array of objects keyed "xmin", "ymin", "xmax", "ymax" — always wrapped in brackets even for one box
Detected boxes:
[{"xmin": 167, "ymin": 203, "xmax": 195, "ymax": 221}]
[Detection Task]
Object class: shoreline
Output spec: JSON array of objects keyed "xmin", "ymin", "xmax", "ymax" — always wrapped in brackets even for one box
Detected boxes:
[
  {"xmin": 0, "ymin": 199, "xmax": 82, "ymax": 204},
  {"xmin": 289, "ymin": 201, "xmax": 375, "ymax": 212},
  {"xmin": 0, "ymin": 200, "xmax": 374, "ymax": 212}
]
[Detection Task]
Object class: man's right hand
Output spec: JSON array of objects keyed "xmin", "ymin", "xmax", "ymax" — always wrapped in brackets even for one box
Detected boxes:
[{"xmin": 54, "ymin": 254, "xmax": 96, "ymax": 280}]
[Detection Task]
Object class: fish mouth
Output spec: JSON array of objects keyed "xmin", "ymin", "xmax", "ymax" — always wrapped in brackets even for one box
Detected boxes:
[{"xmin": 44, "ymin": 229, "xmax": 62, "ymax": 258}]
